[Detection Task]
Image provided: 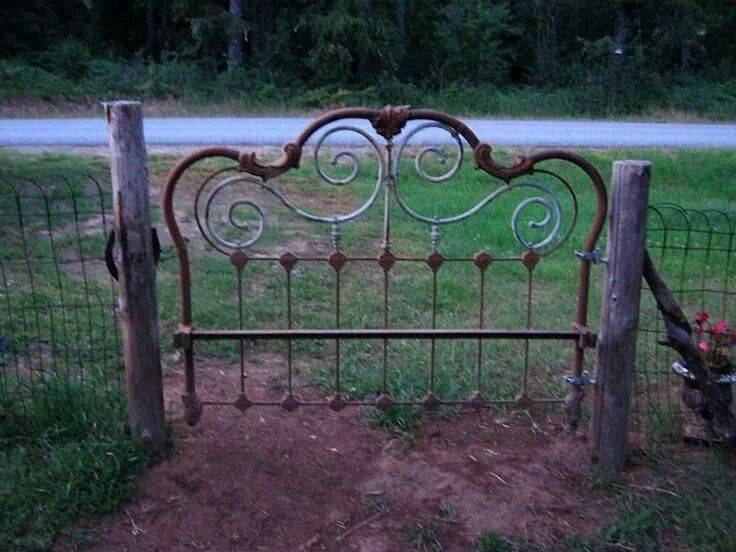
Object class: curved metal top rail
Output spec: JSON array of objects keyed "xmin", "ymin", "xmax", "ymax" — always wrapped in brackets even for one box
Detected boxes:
[{"xmin": 161, "ymin": 106, "xmax": 608, "ymax": 329}]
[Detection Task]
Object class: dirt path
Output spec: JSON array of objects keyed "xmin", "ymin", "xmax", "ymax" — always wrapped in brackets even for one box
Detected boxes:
[{"xmin": 64, "ymin": 358, "xmax": 614, "ymax": 551}]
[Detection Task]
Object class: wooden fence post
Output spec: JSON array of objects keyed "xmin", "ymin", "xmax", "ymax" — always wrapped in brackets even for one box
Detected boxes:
[
  {"xmin": 106, "ymin": 101, "xmax": 166, "ymax": 450},
  {"xmin": 591, "ymin": 160, "xmax": 651, "ymax": 470}
]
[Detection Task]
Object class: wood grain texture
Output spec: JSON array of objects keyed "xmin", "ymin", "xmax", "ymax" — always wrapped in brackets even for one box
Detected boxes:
[
  {"xmin": 106, "ymin": 101, "xmax": 166, "ymax": 450},
  {"xmin": 591, "ymin": 160, "xmax": 651, "ymax": 469}
]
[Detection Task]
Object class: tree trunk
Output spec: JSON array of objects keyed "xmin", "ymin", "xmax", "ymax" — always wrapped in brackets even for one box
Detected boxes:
[
  {"xmin": 680, "ymin": 43, "xmax": 691, "ymax": 73},
  {"xmin": 607, "ymin": 2, "xmax": 633, "ymax": 110},
  {"xmin": 228, "ymin": 0, "xmax": 245, "ymax": 73},
  {"xmin": 534, "ymin": 0, "xmax": 558, "ymax": 82},
  {"xmin": 253, "ymin": 0, "xmax": 275, "ymax": 57},
  {"xmin": 146, "ymin": 0, "xmax": 161, "ymax": 62},
  {"xmin": 356, "ymin": 0, "xmax": 374, "ymax": 81},
  {"xmin": 396, "ymin": 0, "xmax": 406, "ymax": 39}
]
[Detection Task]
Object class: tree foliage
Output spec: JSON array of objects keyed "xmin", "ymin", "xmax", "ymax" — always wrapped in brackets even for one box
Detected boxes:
[{"xmin": 1, "ymin": 0, "xmax": 734, "ymax": 113}]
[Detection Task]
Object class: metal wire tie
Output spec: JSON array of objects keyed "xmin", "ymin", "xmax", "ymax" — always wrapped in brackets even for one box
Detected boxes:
[
  {"xmin": 575, "ymin": 249, "xmax": 606, "ymax": 264},
  {"xmin": 563, "ymin": 370, "xmax": 595, "ymax": 386}
]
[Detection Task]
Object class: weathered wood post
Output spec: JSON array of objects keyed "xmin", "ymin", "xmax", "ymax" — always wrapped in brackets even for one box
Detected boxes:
[
  {"xmin": 591, "ymin": 160, "xmax": 651, "ymax": 470},
  {"xmin": 106, "ymin": 101, "xmax": 166, "ymax": 450}
]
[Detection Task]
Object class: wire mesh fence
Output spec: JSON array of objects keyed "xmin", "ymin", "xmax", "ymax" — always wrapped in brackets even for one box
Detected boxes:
[
  {"xmin": 0, "ymin": 164, "xmax": 732, "ymax": 444},
  {"xmin": 636, "ymin": 203, "xmax": 735, "ymax": 439},
  {"xmin": 0, "ymin": 172, "xmax": 121, "ymax": 400}
]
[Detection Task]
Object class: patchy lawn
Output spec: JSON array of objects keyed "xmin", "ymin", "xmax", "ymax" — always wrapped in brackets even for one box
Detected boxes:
[{"xmin": 1, "ymin": 147, "xmax": 735, "ymax": 550}]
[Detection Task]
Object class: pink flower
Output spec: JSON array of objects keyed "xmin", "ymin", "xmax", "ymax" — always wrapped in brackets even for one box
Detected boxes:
[
  {"xmin": 698, "ymin": 341, "xmax": 710, "ymax": 353},
  {"xmin": 712, "ymin": 319, "xmax": 729, "ymax": 335},
  {"xmin": 695, "ymin": 311, "xmax": 710, "ymax": 325}
]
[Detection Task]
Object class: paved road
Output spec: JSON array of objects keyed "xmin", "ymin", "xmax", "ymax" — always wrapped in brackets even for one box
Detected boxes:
[{"xmin": 1, "ymin": 117, "xmax": 734, "ymax": 148}]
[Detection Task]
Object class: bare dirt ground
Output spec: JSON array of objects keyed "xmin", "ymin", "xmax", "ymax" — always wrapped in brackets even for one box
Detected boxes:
[{"xmin": 54, "ymin": 355, "xmax": 627, "ymax": 552}]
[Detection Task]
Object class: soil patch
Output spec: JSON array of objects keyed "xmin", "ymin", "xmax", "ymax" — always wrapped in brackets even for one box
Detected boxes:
[{"xmin": 60, "ymin": 358, "xmax": 616, "ymax": 551}]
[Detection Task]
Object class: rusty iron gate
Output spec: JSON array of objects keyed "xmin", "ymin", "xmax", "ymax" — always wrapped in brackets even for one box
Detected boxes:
[{"xmin": 162, "ymin": 107, "xmax": 607, "ymax": 426}]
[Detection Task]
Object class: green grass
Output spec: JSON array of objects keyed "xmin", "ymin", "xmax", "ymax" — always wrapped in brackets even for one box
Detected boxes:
[
  {"xmin": 476, "ymin": 451, "xmax": 736, "ymax": 552},
  {"xmin": 2, "ymin": 147, "xmax": 736, "ymax": 550},
  {"xmin": 146, "ymin": 147, "xmax": 736, "ymax": 437},
  {"xmin": 0, "ymin": 151, "xmax": 145, "ymax": 550},
  {"xmin": 0, "ymin": 378, "xmax": 148, "ymax": 550}
]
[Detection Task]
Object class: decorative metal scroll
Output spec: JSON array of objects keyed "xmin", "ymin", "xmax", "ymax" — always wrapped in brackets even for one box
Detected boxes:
[
  {"xmin": 192, "ymin": 120, "xmax": 580, "ymax": 258},
  {"xmin": 162, "ymin": 106, "xmax": 608, "ymax": 426}
]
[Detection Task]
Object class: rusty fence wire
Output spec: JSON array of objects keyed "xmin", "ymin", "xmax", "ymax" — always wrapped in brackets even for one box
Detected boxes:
[
  {"xmin": 0, "ymin": 172, "xmax": 121, "ymax": 401},
  {"xmin": 636, "ymin": 203, "xmax": 735, "ymax": 438}
]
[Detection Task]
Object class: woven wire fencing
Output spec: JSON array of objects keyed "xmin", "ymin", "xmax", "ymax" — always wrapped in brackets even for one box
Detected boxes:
[
  {"xmin": 636, "ymin": 203, "xmax": 735, "ymax": 439},
  {"xmin": 0, "ymin": 172, "xmax": 121, "ymax": 401},
  {"xmin": 2, "ymin": 167, "xmax": 733, "ymax": 445}
]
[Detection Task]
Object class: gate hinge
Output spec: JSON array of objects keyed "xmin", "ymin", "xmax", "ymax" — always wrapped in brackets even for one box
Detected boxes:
[
  {"xmin": 575, "ymin": 249, "xmax": 606, "ymax": 264},
  {"xmin": 573, "ymin": 324, "xmax": 597, "ymax": 348},
  {"xmin": 564, "ymin": 370, "xmax": 595, "ymax": 387}
]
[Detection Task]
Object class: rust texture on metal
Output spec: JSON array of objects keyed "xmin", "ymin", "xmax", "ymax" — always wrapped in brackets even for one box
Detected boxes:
[{"xmin": 161, "ymin": 106, "xmax": 608, "ymax": 423}]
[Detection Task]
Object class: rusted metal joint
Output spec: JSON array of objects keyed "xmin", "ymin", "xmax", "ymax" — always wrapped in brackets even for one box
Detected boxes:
[
  {"xmin": 575, "ymin": 249, "xmax": 606, "ymax": 264},
  {"xmin": 182, "ymin": 393, "xmax": 202, "ymax": 426},
  {"xmin": 574, "ymin": 324, "xmax": 597, "ymax": 348},
  {"xmin": 173, "ymin": 325, "xmax": 194, "ymax": 349}
]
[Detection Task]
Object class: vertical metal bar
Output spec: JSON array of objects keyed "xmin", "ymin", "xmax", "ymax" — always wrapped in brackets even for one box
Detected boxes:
[
  {"xmin": 678, "ymin": 212, "xmax": 691, "ymax": 302},
  {"xmin": 38, "ymin": 188, "xmax": 64, "ymax": 377},
  {"xmin": 382, "ymin": 270, "xmax": 389, "ymax": 394},
  {"xmin": 722, "ymin": 218, "xmax": 734, "ymax": 316},
  {"xmin": 700, "ymin": 216, "xmax": 713, "ymax": 310},
  {"xmin": 522, "ymin": 269, "xmax": 533, "ymax": 396},
  {"xmin": 69, "ymin": 181, "xmax": 95, "ymax": 379},
  {"xmin": 383, "ymin": 142, "xmax": 393, "ymax": 250},
  {"xmin": 335, "ymin": 269, "xmax": 341, "ymax": 396},
  {"xmin": 430, "ymin": 269, "xmax": 437, "ymax": 393},
  {"xmin": 476, "ymin": 269, "xmax": 486, "ymax": 391},
  {"xmin": 286, "ymin": 268, "xmax": 293, "ymax": 395},
  {"xmin": 44, "ymin": 301, "xmax": 58, "ymax": 380},
  {"xmin": 237, "ymin": 266, "xmax": 245, "ymax": 395},
  {"xmin": 381, "ymin": 140, "xmax": 393, "ymax": 396},
  {"xmin": 652, "ymin": 213, "xmax": 669, "ymax": 401},
  {"xmin": 14, "ymin": 190, "xmax": 42, "ymax": 389},
  {"xmin": 0, "ymin": 257, "xmax": 19, "ymax": 381}
]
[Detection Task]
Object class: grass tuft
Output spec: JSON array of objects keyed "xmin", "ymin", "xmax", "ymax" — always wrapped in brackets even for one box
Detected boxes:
[{"xmin": 0, "ymin": 378, "xmax": 148, "ymax": 551}]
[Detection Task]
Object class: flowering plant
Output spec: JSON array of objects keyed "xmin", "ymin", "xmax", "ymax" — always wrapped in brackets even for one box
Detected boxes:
[{"xmin": 694, "ymin": 311, "xmax": 735, "ymax": 375}]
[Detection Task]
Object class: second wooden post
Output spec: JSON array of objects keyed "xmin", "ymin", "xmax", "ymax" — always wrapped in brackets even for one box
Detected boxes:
[
  {"xmin": 591, "ymin": 160, "xmax": 651, "ymax": 470},
  {"xmin": 106, "ymin": 101, "xmax": 166, "ymax": 451}
]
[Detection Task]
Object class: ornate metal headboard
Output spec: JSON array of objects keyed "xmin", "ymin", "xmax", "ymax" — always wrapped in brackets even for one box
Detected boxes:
[{"xmin": 163, "ymin": 106, "xmax": 607, "ymax": 426}]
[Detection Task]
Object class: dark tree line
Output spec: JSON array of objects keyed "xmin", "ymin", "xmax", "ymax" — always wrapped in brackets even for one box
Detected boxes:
[{"xmin": 2, "ymin": 1, "xmax": 735, "ymax": 109}]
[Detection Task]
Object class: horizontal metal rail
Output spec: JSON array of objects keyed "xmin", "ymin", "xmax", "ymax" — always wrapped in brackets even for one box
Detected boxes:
[{"xmin": 175, "ymin": 327, "xmax": 596, "ymax": 345}]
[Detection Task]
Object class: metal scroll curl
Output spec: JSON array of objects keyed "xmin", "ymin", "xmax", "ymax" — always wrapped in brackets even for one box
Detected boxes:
[
  {"xmin": 509, "ymin": 181, "xmax": 566, "ymax": 252},
  {"xmin": 204, "ymin": 178, "xmax": 266, "ymax": 251},
  {"xmin": 507, "ymin": 169, "xmax": 579, "ymax": 254},
  {"xmin": 394, "ymin": 122, "xmax": 464, "ymax": 183},
  {"xmin": 194, "ymin": 126, "xmax": 385, "ymax": 254},
  {"xmin": 391, "ymin": 125, "xmax": 578, "ymax": 254}
]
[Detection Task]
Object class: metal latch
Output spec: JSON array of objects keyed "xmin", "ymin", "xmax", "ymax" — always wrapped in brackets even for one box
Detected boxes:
[
  {"xmin": 575, "ymin": 249, "xmax": 606, "ymax": 264},
  {"xmin": 563, "ymin": 370, "xmax": 595, "ymax": 386},
  {"xmin": 105, "ymin": 227, "xmax": 161, "ymax": 281}
]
